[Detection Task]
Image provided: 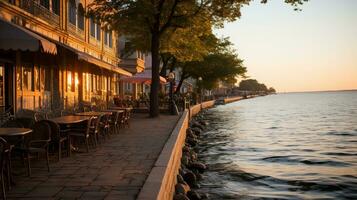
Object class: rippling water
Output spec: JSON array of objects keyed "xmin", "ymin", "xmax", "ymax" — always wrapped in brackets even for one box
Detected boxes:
[{"xmin": 196, "ymin": 91, "xmax": 357, "ymax": 199}]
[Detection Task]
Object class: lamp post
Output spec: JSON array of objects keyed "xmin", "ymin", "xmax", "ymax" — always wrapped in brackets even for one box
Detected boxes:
[{"xmin": 168, "ymin": 72, "xmax": 175, "ymax": 115}]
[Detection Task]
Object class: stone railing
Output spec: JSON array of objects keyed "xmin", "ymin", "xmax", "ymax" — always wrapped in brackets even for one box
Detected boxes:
[{"xmin": 137, "ymin": 110, "xmax": 189, "ymax": 200}]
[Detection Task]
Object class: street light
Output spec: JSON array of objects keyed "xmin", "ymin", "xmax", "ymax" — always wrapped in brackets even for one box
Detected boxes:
[{"xmin": 168, "ymin": 72, "xmax": 176, "ymax": 115}]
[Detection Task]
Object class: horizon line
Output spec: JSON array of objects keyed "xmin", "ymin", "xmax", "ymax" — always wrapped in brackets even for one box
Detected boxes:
[{"xmin": 278, "ymin": 89, "xmax": 357, "ymax": 94}]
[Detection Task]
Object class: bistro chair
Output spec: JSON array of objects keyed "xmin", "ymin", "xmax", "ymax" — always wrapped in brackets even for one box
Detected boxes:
[
  {"xmin": 1, "ymin": 119, "xmax": 24, "ymax": 128},
  {"xmin": 0, "ymin": 137, "xmax": 13, "ymax": 200},
  {"xmin": 68, "ymin": 116, "xmax": 96, "ymax": 154},
  {"xmin": 108, "ymin": 111, "xmax": 120, "ymax": 135},
  {"xmin": 118, "ymin": 111, "xmax": 126, "ymax": 129},
  {"xmin": 99, "ymin": 114, "xmax": 110, "ymax": 140},
  {"xmin": 90, "ymin": 115, "xmax": 103, "ymax": 147},
  {"xmin": 16, "ymin": 117, "xmax": 35, "ymax": 129},
  {"xmin": 14, "ymin": 121, "xmax": 51, "ymax": 177},
  {"xmin": 123, "ymin": 109, "xmax": 131, "ymax": 128},
  {"xmin": 34, "ymin": 112, "xmax": 47, "ymax": 122},
  {"xmin": 42, "ymin": 120, "xmax": 68, "ymax": 161}
]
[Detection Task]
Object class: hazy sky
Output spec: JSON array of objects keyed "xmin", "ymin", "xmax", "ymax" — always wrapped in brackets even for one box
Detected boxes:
[{"xmin": 215, "ymin": 0, "xmax": 357, "ymax": 92}]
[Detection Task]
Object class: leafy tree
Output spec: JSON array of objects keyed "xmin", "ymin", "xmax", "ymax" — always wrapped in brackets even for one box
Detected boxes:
[
  {"xmin": 268, "ymin": 87, "xmax": 276, "ymax": 93},
  {"xmin": 89, "ymin": 0, "xmax": 307, "ymax": 117},
  {"xmin": 238, "ymin": 79, "xmax": 273, "ymax": 92},
  {"xmin": 176, "ymin": 43, "xmax": 246, "ymax": 91}
]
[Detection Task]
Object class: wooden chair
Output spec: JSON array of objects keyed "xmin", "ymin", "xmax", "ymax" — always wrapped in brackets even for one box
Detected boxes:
[
  {"xmin": 108, "ymin": 111, "xmax": 120, "ymax": 134},
  {"xmin": 42, "ymin": 120, "xmax": 68, "ymax": 161},
  {"xmin": 0, "ymin": 137, "xmax": 13, "ymax": 200},
  {"xmin": 2, "ymin": 119, "xmax": 24, "ymax": 128},
  {"xmin": 68, "ymin": 116, "xmax": 95, "ymax": 154},
  {"xmin": 124, "ymin": 109, "xmax": 131, "ymax": 128},
  {"xmin": 99, "ymin": 114, "xmax": 110, "ymax": 140},
  {"xmin": 14, "ymin": 121, "xmax": 51, "ymax": 177},
  {"xmin": 34, "ymin": 112, "xmax": 47, "ymax": 122}
]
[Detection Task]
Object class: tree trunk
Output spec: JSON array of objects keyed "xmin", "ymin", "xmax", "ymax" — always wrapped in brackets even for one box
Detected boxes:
[
  {"xmin": 150, "ymin": 31, "xmax": 160, "ymax": 117},
  {"xmin": 175, "ymin": 74, "xmax": 186, "ymax": 94}
]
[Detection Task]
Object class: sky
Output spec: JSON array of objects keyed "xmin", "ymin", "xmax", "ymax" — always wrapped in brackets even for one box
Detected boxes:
[{"xmin": 215, "ymin": 0, "xmax": 357, "ymax": 92}]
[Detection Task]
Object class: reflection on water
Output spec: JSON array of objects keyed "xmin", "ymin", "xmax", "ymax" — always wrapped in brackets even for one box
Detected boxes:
[{"xmin": 197, "ymin": 91, "xmax": 357, "ymax": 199}]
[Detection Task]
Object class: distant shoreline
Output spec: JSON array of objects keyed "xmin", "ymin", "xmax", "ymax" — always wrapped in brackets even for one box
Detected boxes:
[{"xmin": 279, "ymin": 89, "xmax": 357, "ymax": 94}]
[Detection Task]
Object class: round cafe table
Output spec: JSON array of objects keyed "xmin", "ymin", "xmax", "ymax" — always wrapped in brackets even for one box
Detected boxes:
[
  {"xmin": 50, "ymin": 115, "xmax": 90, "ymax": 125},
  {"xmin": 75, "ymin": 111, "xmax": 112, "ymax": 116},
  {"xmin": 0, "ymin": 128, "xmax": 32, "ymax": 136}
]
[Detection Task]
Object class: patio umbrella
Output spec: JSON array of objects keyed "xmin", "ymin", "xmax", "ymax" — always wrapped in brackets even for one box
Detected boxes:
[{"xmin": 121, "ymin": 69, "xmax": 167, "ymax": 84}]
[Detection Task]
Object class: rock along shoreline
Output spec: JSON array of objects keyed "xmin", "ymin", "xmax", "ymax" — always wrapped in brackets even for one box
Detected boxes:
[{"xmin": 173, "ymin": 95, "xmax": 260, "ymax": 200}]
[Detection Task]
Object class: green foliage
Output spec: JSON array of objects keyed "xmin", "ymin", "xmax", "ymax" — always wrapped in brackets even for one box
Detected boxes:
[
  {"xmin": 238, "ymin": 79, "xmax": 272, "ymax": 92},
  {"xmin": 88, "ymin": 0, "xmax": 307, "ymax": 116},
  {"xmin": 180, "ymin": 38, "xmax": 247, "ymax": 90},
  {"xmin": 268, "ymin": 87, "xmax": 277, "ymax": 93}
]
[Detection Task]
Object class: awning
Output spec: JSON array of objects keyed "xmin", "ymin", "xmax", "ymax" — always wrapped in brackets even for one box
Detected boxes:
[
  {"xmin": 53, "ymin": 41, "xmax": 132, "ymax": 76},
  {"xmin": 0, "ymin": 18, "xmax": 57, "ymax": 54},
  {"xmin": 77, "ymin": 52, "xmax": 132, "ymax": 76},
  {"xmin": 121, "ymin": 69, "xmax": 167, "ymax": 84}
]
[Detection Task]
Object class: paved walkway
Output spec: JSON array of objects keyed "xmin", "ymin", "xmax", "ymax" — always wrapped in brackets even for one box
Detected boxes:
[{"xmin": 7, "ymin": 114, "xmax": 180, "ymax": 200}]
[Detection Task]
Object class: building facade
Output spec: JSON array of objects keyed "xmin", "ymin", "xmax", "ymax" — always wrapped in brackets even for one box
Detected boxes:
[{"xmin": 0, "ymin": 0, "xmax": 136, "ymax": 114}]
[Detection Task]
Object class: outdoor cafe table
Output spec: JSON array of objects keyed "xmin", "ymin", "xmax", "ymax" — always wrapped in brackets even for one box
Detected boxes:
[
  {"xmin": 50, "ymin": 115, "xmax": 90, "ymax": 125},
  {"xmin": 75, "ymin": 111, "xmax": 113, "ymax": 116},
  {"xmin": 108, "ymin": 107, "xmax": 133, "ymax": 112},
  {"xmin": 0, "ymin": 128, "xmax": 32, "ymax": 136},
  {"xmin": 50, "ymin": 115, "xmax": 90, "ymax": 156},
  {"xmin": 104, "ymin": 110, "xmax": 124, "ymax": 114}
]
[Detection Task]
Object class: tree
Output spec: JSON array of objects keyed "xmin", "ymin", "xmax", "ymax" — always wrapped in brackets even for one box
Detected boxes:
[
  {"xmin": 268, "ymin": 87, "xmax": 276, "ymax": 93},
  {"xmin": 238, "ymin": 79, "xmax": 272, "ymax": 92},
  {"xmin": 89, "ymin": 0, "xmax": 307, "ymax": 117},
  {"xmin": 174, "ymin": 37, "xmax": 245, "ymax": 92}
]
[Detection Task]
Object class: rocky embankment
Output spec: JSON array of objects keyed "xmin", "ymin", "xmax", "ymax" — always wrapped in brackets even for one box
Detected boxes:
[{"xmin": 174, "ymin": 112, "xmax": 209, "ymax": 200}]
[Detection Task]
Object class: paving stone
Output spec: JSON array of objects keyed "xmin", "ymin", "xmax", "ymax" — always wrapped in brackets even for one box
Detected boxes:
[
  {"xmin": 26, "ymin": 186, "xmax": 63, "ymax": 197},
  {"xmin": 7, "ymin": 114, "xmax": 179, "ymax": 199},
  {"xmin": 80, "ymin": 191, "xmax": 108, "ymax": 200}
]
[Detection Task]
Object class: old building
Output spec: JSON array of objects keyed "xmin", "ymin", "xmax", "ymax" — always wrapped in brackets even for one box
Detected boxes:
[{"xmin": 0, "ymin": 0, "xmax": 135, "ymax": 114}]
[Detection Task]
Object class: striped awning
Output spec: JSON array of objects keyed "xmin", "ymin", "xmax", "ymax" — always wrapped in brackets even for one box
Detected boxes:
[{"xmin": 0, "ymin": 18, "xmax": 57, "ymax": 54}]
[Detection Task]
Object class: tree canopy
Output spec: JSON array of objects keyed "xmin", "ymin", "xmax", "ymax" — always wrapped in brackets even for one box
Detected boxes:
[
  {"xmin": 89, "ymin": 0, "xmax": 307, "ymax": 117},
  {"xmin": 238, "ymin": 79, "xmax": 277, "ymax": 93}
]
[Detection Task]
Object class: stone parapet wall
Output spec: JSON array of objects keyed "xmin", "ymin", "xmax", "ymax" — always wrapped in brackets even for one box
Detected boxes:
[
  {"xmin": 137, "ymin": 111, "xmax": 189, "ymax": 200},
  {"xmin": 136, "ymin": 100, "xmax": 218, "ymax": 200},
  {"xmin": 224, "ymin": 96, "xmax": 243, "ymax": 104},
  {"xmin": 189, "ymin": 100, "xmax": 215, "ymax": 118}
]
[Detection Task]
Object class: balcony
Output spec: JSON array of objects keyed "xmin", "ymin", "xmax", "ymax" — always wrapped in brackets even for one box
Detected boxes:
[
  {"xmin": 119, "ymin": 58, "xmax": 145, "ymax": 74},
  {"xmin": 67, "ymin": 23, "xmax": 85, "ymax": 40},
  {"xmin": 18, "ymin": 0, "xmax": 59, "ymax": 27}
]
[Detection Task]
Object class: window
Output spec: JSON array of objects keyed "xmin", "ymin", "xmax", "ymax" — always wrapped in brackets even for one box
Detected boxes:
[
  {"xmin": 77, "ymin": 4, "xmax": 85, "ymax": 30},
  {"xmin": 16, "ymin": 67, "xmax": 22, "ymax": 91},
  {"xmin": 108, "ymin": 31, "xmax": 113, "ymax": 47},
  {"xmin": 68, "ymin": 0, "xmax": 76, "ymax": 25},
  {"xmin": 34, "ymin": 66, "xmax": 40, "ymax": 91},
  {"xmin": 104, "ymin": 30, "xmax": 108, "ymax": 45},
  {"xmin": 52, "ymin": 0, "xmax": 60, "ymax": 15},
  {"xmin": 102, "ymin": 76, "xmax": 107, "ymax": 92},
  {"xmin": 90, "ymin": 17, "xmax": 96, "ymax": 37},
  {"xmin": 40, "ymin": 0, "xmax": 49, "ymax": 9},
  {"xmin": 22, "ymin": 65, "xmax": 33, "ymax": 91},
  {"xmin": 67, "ymin": 71, "xmax": 75, "ymax": 92},
  {"xmin": 96, "ymin": 23, "xmax": 101, "ymax": 41}
]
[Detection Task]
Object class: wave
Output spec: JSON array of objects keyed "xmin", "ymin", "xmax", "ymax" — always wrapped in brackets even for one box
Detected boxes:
[
  {"xmin": 214, "ymin": 165, "xmax": 356, "ymax": 194},
  {"xmin": 260, "ymin": 155, "xmax": 351, "ymax": 166},
  {"xmin": 322, "ymin": 152, "xmax": 357, "ymax": 156},
  {"xmin": 326, "ymin": 131, "xmax": 357, "ymax": 136}
]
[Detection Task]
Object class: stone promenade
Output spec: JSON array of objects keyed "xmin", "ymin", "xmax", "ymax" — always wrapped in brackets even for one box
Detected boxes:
[{"xmin": 7, "ymin": 113, "xmax": 180, "ymax": 200}]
